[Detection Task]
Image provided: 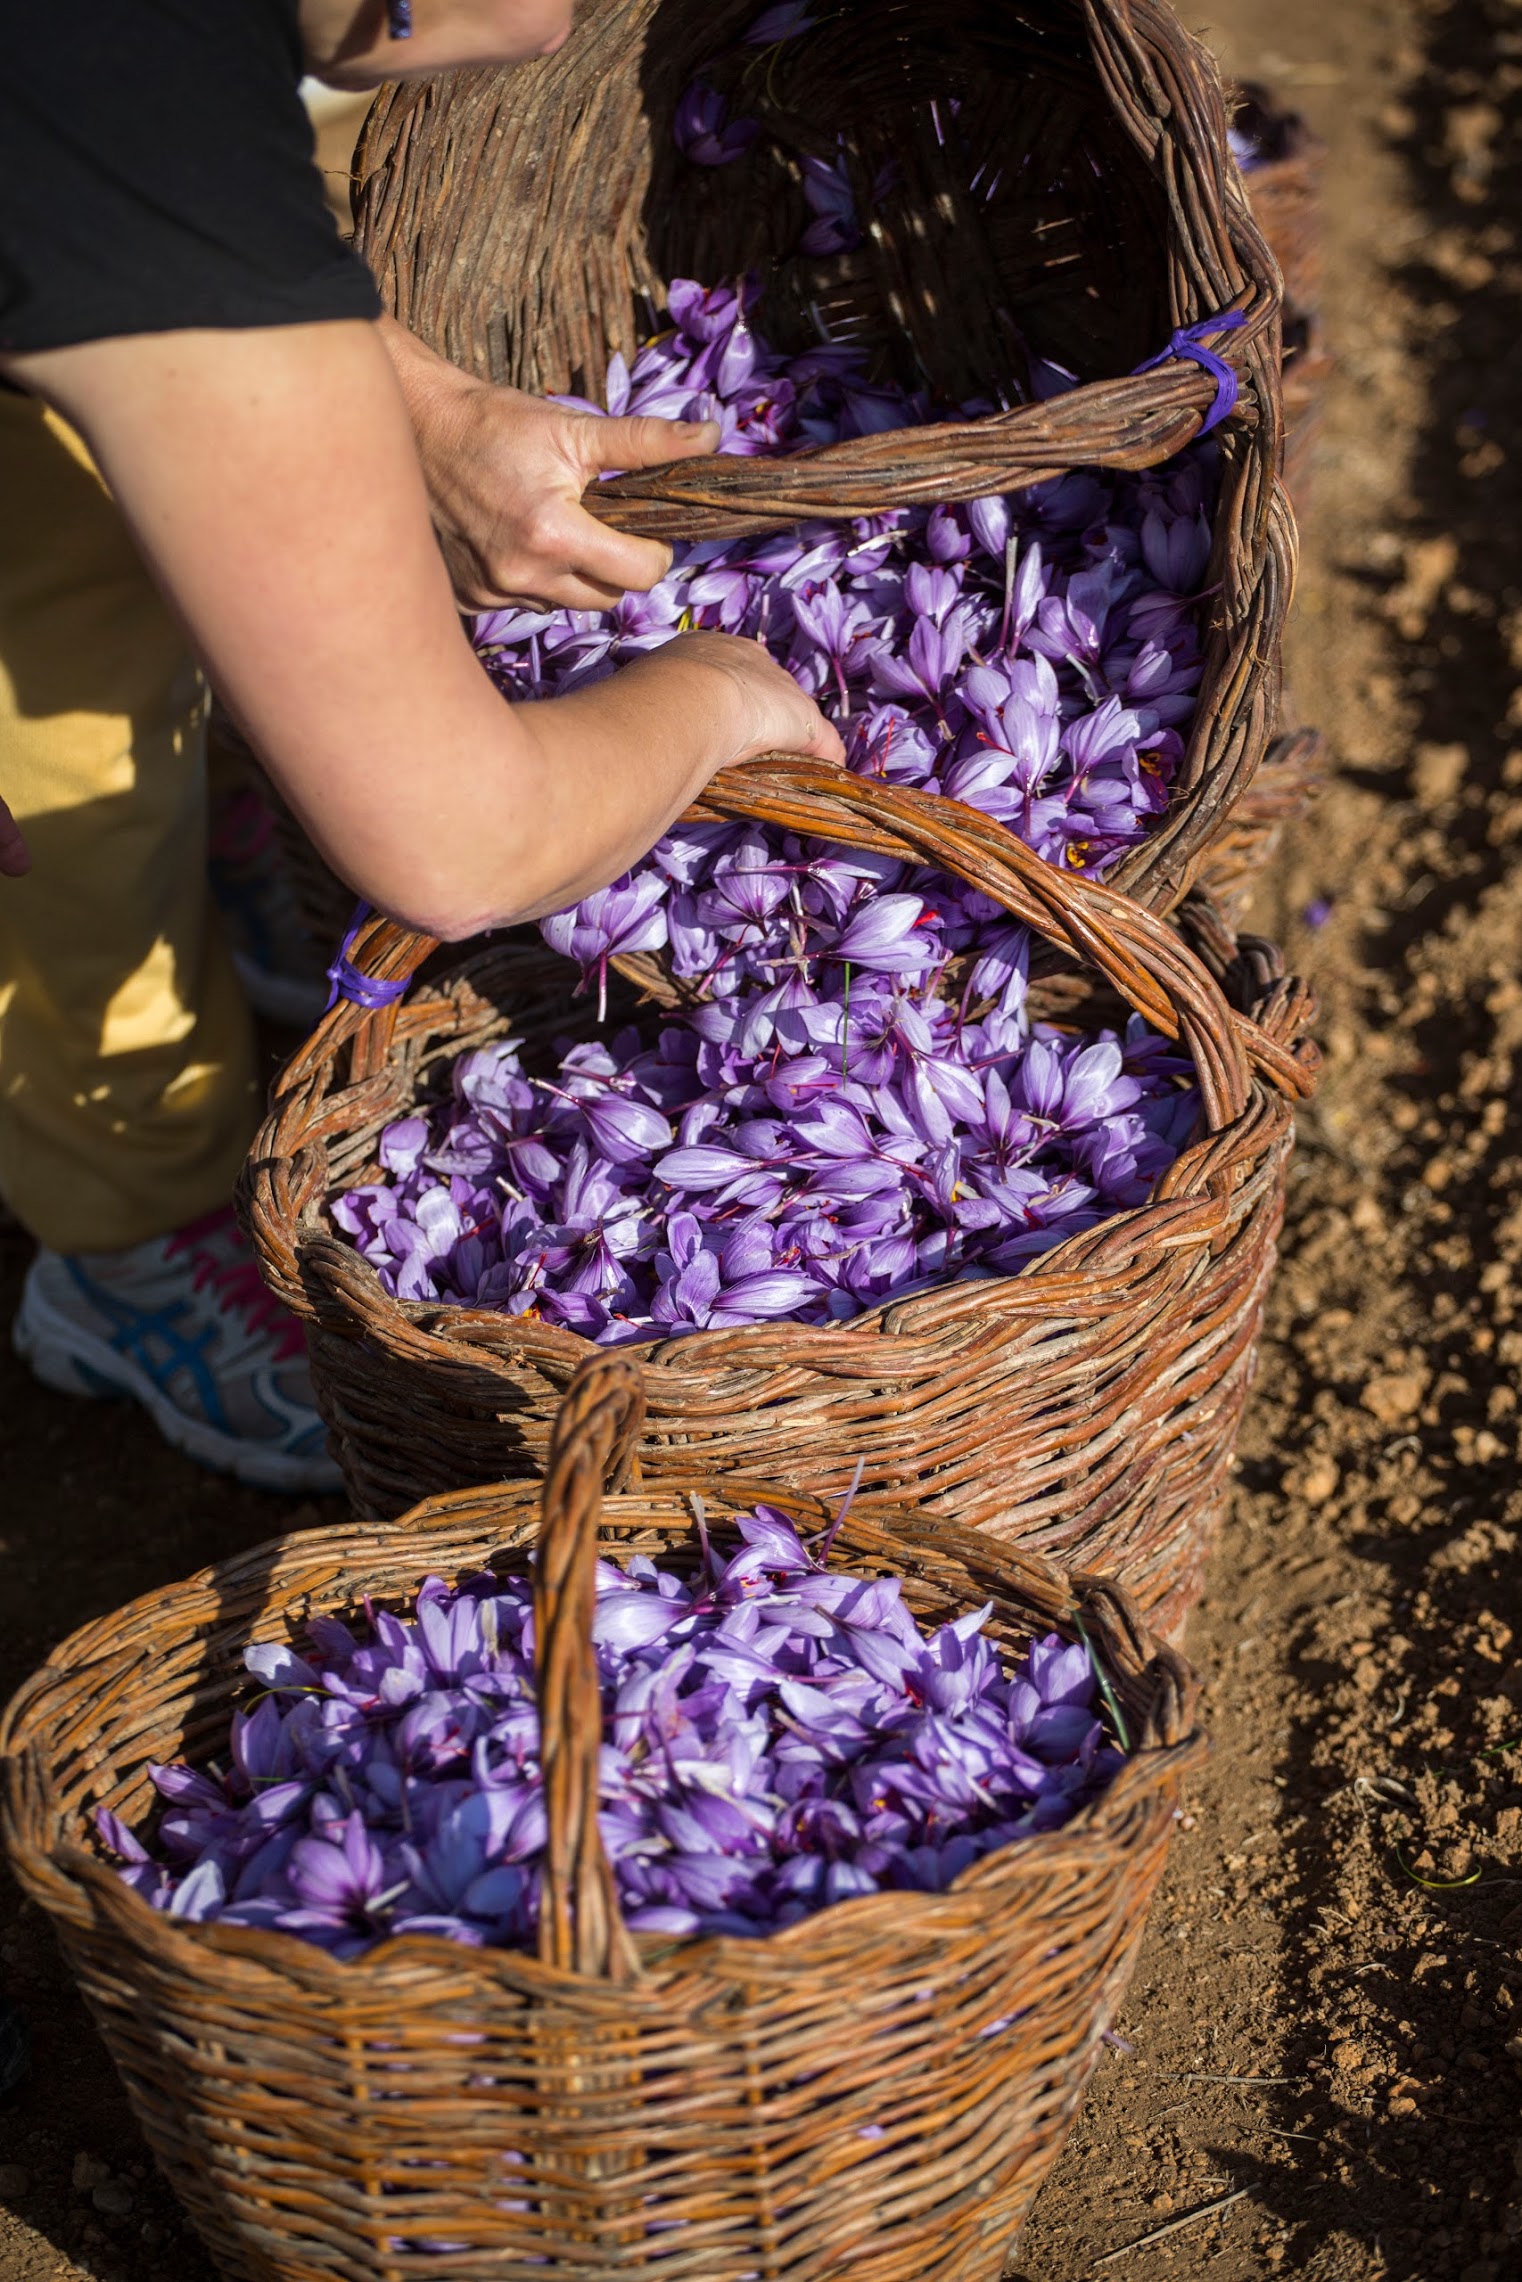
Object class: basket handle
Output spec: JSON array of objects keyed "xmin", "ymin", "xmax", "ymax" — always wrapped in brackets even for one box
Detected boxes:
[
  {"xmin": 534, "ymin": 1353, "xmax": 646, "ymax": 1982},
  {"xmin": 687, "ymin": 755, "xmax": 1266, "ymax": 1125},
  {"xmin": 311, "ymin": 749, "xmax": 1312, "ymax": 1130},
  {"xmin": 574, "ymin": 313, "xmax": 1263, "ymax": 543}
]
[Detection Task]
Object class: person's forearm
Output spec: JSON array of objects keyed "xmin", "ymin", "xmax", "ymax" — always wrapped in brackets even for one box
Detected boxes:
[
  {"xmin": 376, "ymin": 315, "xmax": 719, "ymax": 613},
  {"xmin": 5, "ymin": 322, "xmax": 834, "ymax": 944},
  {"xmin": 272, "ymin": 643, "xmax": 757, "ymax": 942}
]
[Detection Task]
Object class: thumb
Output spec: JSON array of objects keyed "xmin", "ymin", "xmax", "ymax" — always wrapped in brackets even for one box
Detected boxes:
[
  {"xmin": 589, "ymin": 414, "xmax": 721, "ymax": 473},
  {"xmin": 801, "ymin": 712, "xmax": 847, "ymax": 766}
]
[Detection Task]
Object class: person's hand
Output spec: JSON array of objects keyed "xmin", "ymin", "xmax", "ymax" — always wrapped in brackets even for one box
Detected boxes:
[
  {"xmin": 0, "ymin": 793, "xmax": 30, "ymax": 877},
  {"xmin": 380, "ymin": 319, "xmax": 719, "ymax": 612},
  {"xmin": 647, "ymin": 633, "xmax": 848, "ymax": 770},
  {"xmin": 9, "ymin": 319, "xmax": 835, "ymax": 940}
]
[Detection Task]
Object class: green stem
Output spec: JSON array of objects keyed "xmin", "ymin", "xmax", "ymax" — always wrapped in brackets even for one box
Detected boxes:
[{"xmin": 1073, "ymin": 1612, "xmax": 1131, "ymax": 1754}]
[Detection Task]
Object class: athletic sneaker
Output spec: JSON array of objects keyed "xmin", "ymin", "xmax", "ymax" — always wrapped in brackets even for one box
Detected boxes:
[
  {"xmin": 13, "ymin": 1207, "xmax": 341, "ymax": 1493},
  {"xmin": 208, "ymin": 784, "xmax": 330, "ymax": 1028}
]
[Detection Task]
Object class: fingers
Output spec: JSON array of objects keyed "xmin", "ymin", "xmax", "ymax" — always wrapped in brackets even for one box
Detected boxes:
[
  {"xmin": 477, "ymin": 569, "xmax": 649, "ymax": 615},
  {"xmin": 557, "ymin": 511, "xmax": 675, "ymax": 598},
  {"xmin": 458, "ymin": 515, "xmax": 674, "ymax": 610},
  {"xmin": 590, "ymin": 415, "xmax": 720, "ymax": 472},
  {"xmin": 800, "ymin": 711, "xmax": 847, "ymax": 766},
  {"xmin": 537, "ymin": 572, "xmax": 650, "ymax": 614}
]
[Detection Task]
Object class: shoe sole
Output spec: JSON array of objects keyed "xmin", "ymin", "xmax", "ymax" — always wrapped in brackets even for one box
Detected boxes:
[{"xmin": 13, "ymin": 1281, "xmax": 343, "ymax": 1496}]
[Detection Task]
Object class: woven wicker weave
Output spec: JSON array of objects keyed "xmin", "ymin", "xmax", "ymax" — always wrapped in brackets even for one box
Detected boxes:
[
  {"xmin": 1193, "ymin": 717, "xmax": 1325, "ymax": 924},
  {"xmin": 1232, "ymin": 82, "xmax": 1331, "ymax": 519},
  {"xmin": 1232, "ymin": 83, "xmax": 1325, "ymax": 317},
  {"xmin": 351, "ymin": 0, "xmax": 1292, "ymax": 918},
  {"xmin": 1, "ymin": 1354, "xmax": 1203, "ymax": 2282},
  {"xmin": 244, "ymin": 761, "xmax": 1317, "ymax": 1641}
]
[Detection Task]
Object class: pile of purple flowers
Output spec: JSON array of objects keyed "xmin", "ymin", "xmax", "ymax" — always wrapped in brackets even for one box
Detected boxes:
[
  {"xmin": 343, "ymin": 103, "xmax": 1219, "ymax": 1336},
  {"xmin": 94, "ymin": 1508, "xmax": 1126, "ymax": 1955},
  {"xmin": 477, "ymin": 274, "xmax": 1214, "ymax": 944},
  {"xmin": 333, "ymin": 970, "xmax": 1196, "ymax": 1338}
]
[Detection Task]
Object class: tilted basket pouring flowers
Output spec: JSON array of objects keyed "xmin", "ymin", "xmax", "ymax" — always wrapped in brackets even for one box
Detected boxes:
[{"xmin": 1, "ymin": 1354, "xmax": 1206, "ymax": 2282}]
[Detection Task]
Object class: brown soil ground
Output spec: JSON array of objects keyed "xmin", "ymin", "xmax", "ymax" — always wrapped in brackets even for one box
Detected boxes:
[{"xmin": 4, "ymin": 0, "xmax": 1522, "ymax": 2275}]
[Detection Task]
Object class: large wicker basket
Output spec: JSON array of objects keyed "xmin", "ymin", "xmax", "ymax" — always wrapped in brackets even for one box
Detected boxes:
[
  {"xmin": 1192, "ymin": 716, "xmax": 1324, "ymax": 925},
  {"xmin": 351, "ymin": 0, "xmax": 1293, "ymax": 919},
  {"xmin": 1, "ymin": 1355, "xmax": 1203, "ymax": 2282},
  {"xmin": 244, "ymin": 761, "xmax": 1316, "ymax": 1641},
  {"xmin": 1231, "ymin": 81, "xmax": 1331, "ymax": 520}
]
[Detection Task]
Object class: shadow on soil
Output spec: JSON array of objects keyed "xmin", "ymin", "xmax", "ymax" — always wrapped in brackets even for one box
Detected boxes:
[{"xmin": 1245, "ymin": 2, "xmax": 1522, "ymax": 2273}]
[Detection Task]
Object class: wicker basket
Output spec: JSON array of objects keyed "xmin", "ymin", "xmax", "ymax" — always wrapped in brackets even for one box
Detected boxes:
[
  {"xmin": 244, "ymin": 761, "xmax": 1316, "ymax": 1641},
  {"xmin": 1, "ymin": 1354, "xmax": 1204, "ymax": 2282},
  {"xmin": 1231, "ymin": 82, "xmax": 1331, "ymax": 518},
  {"xmin": 1231, "ymin": 83, "xmax": 1325, "ymax": 317},
  {"xmin": 1192, "ymin": 716, "xmax": 1325, "ymax": 925},
  {"xmin": 352, "ymin": 0, "xmax": 1293, "ymax": 919}
]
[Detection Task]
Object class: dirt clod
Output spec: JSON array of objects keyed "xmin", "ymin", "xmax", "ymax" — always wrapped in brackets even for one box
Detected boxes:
[
  {"xmin": 1413, "ymin": 740, "xmax": 1469, "ymax": 806},
  {"xmin": 1295, "ymin": 1454, "xmax": 1342, "ymax": 1504},
  {"xmin": 1361, "ymin": 1369, "xmax": 1429, "ymax": 1423}
]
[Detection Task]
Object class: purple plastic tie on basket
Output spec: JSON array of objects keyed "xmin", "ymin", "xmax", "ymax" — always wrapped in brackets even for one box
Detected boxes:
[
  {"xmin": 1133, "ymin": 309, "xmax": 1248, "ymax": 433},
  {"xmin": 388, "ymin": 0, "xmax": 413, "ymax": 37},
  {"xmin": 325, "ymin": 904, "xmax": 411, "ymax": 1014}
]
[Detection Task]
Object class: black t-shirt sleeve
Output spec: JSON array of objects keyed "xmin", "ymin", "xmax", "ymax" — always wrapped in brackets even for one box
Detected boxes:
[{"xmin": 0, "ymin": 0, "xmax": 381, "ymax": 354}]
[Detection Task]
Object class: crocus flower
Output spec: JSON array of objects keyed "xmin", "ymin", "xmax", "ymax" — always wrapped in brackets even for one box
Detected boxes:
[
  {"xmin": 99, "ymin": 1523, "xmax": 1128, "ymax": 1957},
  {"xmin": 745, "ymin": 1, "xmax": 816, "ymax": 40},
  {"xmin": 390, "ymin": 266, "xmax": 1225, "ymax": 1343},
  {"xmin": 540, "ymin": 874, "xmax": 669, "ymax": 1018},
  {"xmin": 673, "ymin": 79, "xmax": 761, "ymax": 167},
  {"xmin": 799, "ymin": 154, "xmax": 862, "ymax": 256}
]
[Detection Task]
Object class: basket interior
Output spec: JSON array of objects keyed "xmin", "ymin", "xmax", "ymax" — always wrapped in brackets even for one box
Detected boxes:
[
  {"xmin": 307, "ymin": 932, "xmax": 1189, "ymax": 1228},
  {"xmin": 39, "ymin": 1498, "xmax": 1144, "ymax": 1879},
  {"xmin": 371, "ymin": 0, "xmax": 1177, "ymax": 409}
]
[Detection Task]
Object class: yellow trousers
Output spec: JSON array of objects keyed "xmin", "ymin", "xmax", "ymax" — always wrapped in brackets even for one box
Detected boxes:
[{"xmin": 0, "ymin": 389, "xmax": 258, "ymax": 1253}]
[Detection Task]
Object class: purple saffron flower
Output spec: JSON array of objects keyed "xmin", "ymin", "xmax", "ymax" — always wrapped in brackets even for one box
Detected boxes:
[
  {"xmin": 745, "ymin": 1, "xmax": 816, "ymax": 39},
  {"xmin": 799, "ymin": 154, "xmax": 862, "ymax": 256},
  {"xmin": 827, "ymin": 895, "xmax": 940, "ymax": 972},
  {"xmin": 674, "ymin": 80, "xmax": 761, "ymax": 167},
  {"xmin": 541, "ymin": 873, "xmax": 670, "ymax": 1018}
]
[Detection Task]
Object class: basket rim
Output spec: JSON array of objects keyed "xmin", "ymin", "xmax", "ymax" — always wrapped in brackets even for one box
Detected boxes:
[
  {"xmin": 279, "ymin": 1110, "xmax": 1287, "ymax": 1371},
  {"xmin": 287, "ymin": 743, "xmax": 1316, "ymax": 1099},
  {"xmin": 2, "ymin": 1492, "xmax": 1205, "ymax": 2001},
  {"xmin": 353, "ymin": 0, "xmax": 1286, "ymax": 531},
  {"xmin": 576, "ymin": 301, "xmax": 1273, "ymax": 536},
  {"xmin": 246, "ymin": 763, "xmax": 1314, "ymax": 1359}
]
